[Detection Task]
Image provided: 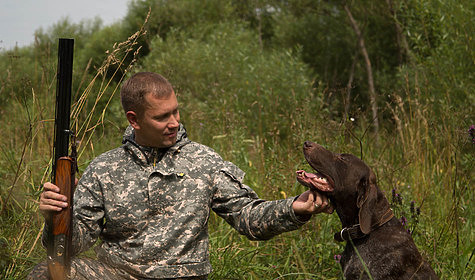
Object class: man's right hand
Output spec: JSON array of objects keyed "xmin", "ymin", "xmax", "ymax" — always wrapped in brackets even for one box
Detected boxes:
[{"xmin": 39, "ymin": 182, "xmax": 68, "ymax": 218}]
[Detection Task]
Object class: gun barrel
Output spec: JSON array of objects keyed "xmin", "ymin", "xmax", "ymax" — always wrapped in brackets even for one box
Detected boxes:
[
  {"xmin": 52, "ymin": 38, "xmax": 74, "ymax": 180},
  {"xmin": 48, "ymin": 38, "xmax": 75, "ymax": 280}
]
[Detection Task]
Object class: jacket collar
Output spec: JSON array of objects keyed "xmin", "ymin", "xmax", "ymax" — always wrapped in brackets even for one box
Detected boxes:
[{"xmin": 121, "ymin": 123, "xmax": 189, "ymax": 166}]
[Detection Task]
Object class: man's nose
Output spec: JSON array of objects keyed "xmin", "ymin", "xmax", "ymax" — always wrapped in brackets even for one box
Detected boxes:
[{"xmin": 168, "ymin": 114, "xmax": 179, "ymax": 127}]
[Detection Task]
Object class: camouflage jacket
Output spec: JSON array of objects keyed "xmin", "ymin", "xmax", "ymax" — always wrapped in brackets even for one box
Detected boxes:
[{"xmin": 43, "ymin": 124, "xmax": 308, "ymax": 278}]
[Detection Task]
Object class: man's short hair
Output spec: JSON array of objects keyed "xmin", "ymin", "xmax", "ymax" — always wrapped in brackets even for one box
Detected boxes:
[{"xmin": 120, "ymin": 72, "xmax": 174, "ymax": 115}]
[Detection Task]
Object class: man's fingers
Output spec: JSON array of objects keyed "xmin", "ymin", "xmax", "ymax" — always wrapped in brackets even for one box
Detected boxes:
[
  {"xmin": 40, "ymin": 194, "xmax": 68, "ymax": 206},
  {"xmin": 317, "ymin": 193, "xmax": 333, "ymax": 213},
  {"xmin": 43, "ymin": 182, "xmax": 60, "ymax": 193},
  {"xmin": 319, "ymin": 195, "xmax": 334, "ymax": 214},
  {"xmin": 312, "ymin": 191, "xmax": 332, "ymax": 213},
  {"xmin": 39, "ymin": 201, "xmax": 66, "ymax": 212},
  {"xmin": 292, "ymin": 190, "xmax": 334, "ymax": 216},
  {"xmin": 314, "ymin": 192, "xmax": 323, "ymax": 204},
  {"xmin": 39, "ymin": 185, "xmax": 68, "ymax": 215},
  {"xmin": 42, "ymin": 190, "xmax": 67, "ymax": 202}
]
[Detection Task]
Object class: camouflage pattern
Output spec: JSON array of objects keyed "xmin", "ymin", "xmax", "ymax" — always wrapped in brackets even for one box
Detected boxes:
[
  {"xmin": 41, "ymin": 124, "xmax": 307, "ymax": 279},
  {"xmin": 27, "ymin": 258, "xmax": 207, "ymax": 280}
]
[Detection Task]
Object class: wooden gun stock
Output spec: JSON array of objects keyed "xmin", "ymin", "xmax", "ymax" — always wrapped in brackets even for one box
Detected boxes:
[
  {"xmin": 47, "ymin": 157, "xmax": 75, "ymax": 280},
  {"xmin": 51, "ymin": 157, "xmax": 74, "ymax": 236}
]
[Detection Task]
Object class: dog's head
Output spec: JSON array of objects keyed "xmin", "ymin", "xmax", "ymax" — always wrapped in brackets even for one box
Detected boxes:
[{"xmin": 296, "ymin": 141, "xmax": 392, "ymax": 234}]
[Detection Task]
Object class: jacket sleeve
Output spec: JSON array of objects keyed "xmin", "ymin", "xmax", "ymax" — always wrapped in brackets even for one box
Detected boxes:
[
  {"xmin": 69, "ymin": 165, "xmax": 105, "ymax": 256},
  {"xmin": 211, "ymin": 161, "xmax": 308, "ymax": 240}
]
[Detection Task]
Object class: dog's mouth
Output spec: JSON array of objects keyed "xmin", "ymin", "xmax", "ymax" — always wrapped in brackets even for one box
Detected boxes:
[{"xmin": 296, "ymin": 170, "xmax": 334, "ymax": 193}]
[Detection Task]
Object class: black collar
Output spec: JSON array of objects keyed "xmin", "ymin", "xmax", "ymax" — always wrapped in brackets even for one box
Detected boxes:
[
  {"xmin": 333, "ymin": 209, "xmax": 395, "ymax": 242},
  {"xmin": 333, "ymin": 224, "xmax": 366, "ymax": 242}
]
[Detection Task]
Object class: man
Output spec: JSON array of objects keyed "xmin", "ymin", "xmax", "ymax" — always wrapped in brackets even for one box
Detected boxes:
[{"xmin": 30, "ymin": 72, "xmax": 332, "ymax": 279}]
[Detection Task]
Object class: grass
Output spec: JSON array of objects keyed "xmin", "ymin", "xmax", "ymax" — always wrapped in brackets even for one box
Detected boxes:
[
  {"xmin": 0, "ymin": 25, "xmax": 473, "ymax": 280},
  {"xmin": 0, "ymin": 17, "xmax": 148, "ymax": 279}
]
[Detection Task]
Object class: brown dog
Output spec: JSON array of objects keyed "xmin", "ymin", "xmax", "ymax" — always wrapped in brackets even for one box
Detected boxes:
[{"xmin": 297, "ymin": 141, "xmax": 438, "ymax": 280}]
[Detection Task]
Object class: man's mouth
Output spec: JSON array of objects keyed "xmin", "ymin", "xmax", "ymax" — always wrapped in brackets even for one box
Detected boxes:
[
  {"xmin": 296, "ymin": 170, "xmax": 333, "ymax": 192},
  {"xmin": 165, "ymin": 131, "xmax": 177, "ymax": 138}
]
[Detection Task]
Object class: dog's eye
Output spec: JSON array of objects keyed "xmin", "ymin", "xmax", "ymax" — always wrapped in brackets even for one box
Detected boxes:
[{"xmin": 337, "ymin": 154, "xmax": 349, "ymax": 161}]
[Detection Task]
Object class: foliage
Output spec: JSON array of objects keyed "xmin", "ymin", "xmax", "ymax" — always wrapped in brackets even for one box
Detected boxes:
[
  {"xmin": 140, "ymin": 21, "xmax": 319, "ymax": 148},
  {"xmin": 397, "ymin": 0, "xmax": 475, "ymax": 110},
  {"xmin": 0, "ymin": 0, "xmax": 473, "ymax": 279}
]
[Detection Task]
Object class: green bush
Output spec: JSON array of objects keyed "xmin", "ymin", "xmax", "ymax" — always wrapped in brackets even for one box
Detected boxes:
[{"xmin": 141, "ymin": 22, "xmax": 320, "ymax": 147}]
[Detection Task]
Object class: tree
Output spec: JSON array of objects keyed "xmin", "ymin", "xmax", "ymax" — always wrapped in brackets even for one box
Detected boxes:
[{"xmin": 343, "ymin": 3, "xmax": 379, "ymax": 140}]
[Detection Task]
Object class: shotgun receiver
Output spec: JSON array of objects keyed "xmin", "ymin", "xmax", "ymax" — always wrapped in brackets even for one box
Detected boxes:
[{"xmin": 47, "ymin": 38, "xmax": 76, "ymax": 280}]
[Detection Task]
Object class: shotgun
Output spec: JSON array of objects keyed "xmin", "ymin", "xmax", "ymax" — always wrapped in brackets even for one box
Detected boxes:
[{"xmin": 47, "ymin": 38, "xmax": 76, "ymax": 280}]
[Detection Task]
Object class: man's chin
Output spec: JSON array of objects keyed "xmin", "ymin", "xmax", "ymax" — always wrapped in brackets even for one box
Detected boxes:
[{"xmin": 159, "ymin": 138, "xmax": 176, "ymax": 148}]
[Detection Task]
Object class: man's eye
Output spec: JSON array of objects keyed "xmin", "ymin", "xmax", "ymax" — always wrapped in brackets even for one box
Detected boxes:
[{"xmin": 155, "ymin": 116, "xmax": 168, "ymax": 122}]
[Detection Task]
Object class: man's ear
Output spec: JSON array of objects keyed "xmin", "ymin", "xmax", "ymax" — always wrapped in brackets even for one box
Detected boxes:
[{"xmin": 126, "ymin": 111, "xmax": 140, "ymax": 129}]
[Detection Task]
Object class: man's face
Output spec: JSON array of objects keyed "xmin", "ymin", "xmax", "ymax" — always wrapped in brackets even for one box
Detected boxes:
[{"xmin": 128, "ymin": 92, "xmax": 180, "ymax": 148}]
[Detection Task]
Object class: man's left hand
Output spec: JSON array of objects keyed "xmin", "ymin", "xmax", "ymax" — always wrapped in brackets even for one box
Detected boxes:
[{"xmin": 292, "ymin": 190, "xmax": 334, "ymax": 216}]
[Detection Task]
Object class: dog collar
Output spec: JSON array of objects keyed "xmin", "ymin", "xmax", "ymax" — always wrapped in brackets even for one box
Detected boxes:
[
  {"xmin": 334, "ymin": 209, "xmax": 395, "ymax": 242},
  {"xmin": 334, "ymin": 224, "xmax": 366, "ymax": 242}
]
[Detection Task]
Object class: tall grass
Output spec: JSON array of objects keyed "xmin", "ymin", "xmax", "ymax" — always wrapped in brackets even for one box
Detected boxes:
[
  {"xmin": 0, "ymin": 23, "xmax": 473, "ymax": 280},
  {"xmin": 0, "ymin": 15, "xmax": 148, "ymax": 279}
]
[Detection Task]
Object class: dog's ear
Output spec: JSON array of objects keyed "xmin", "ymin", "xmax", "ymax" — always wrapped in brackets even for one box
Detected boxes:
[{"xmin": 357, "ymin": 170, "xmax": 391, "ymax": 234}]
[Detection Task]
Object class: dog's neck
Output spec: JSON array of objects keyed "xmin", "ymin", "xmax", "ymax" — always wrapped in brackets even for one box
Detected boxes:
[
  {"xmin": 334, "ymin": 207, "xmax": 394, "ymax": 242},
  {"xmin": 334, "ymin": 224, "xmax": 366, "ymax": 242},
  {"xmin": 333, "ymin": 204, "xmax": 363, "ymax": 242},
  {"xmin": 333, "ymin": 202, "xmax": 366, "ymax": 242},
  {"xmin": 333, "ymin": 197, "xmax": 359, "ymax": 228}
]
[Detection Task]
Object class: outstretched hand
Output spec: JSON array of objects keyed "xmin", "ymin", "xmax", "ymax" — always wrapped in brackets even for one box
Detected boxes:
[{"xmin": 292, "ymin": 190, "xmax": 334, "ymax": 216}]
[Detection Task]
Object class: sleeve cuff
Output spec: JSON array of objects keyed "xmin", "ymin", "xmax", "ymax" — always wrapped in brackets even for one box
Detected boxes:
[{"xmin": 288, "ymin": 196, "xmax": 312, "ymax": 224}]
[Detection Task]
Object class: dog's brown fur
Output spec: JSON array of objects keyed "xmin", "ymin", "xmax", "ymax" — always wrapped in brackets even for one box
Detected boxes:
[{"xmin": 297, "ymin": 141, "xmax": 438, "ymax": 280}]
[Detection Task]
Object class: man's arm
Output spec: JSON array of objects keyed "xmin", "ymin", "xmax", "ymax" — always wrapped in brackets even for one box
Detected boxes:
[
  {"xmin": 40, "ymin": 172, "xmax": 104, "ymax": 257},
  {"xmin": 211, "ymin": 162, "xmax": 332, "ymax": 240}
]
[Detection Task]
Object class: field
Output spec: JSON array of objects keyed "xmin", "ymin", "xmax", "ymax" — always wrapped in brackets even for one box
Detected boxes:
[{"xmin": 0, "ymin": 1, "xmax": 473, "ymax": 279}]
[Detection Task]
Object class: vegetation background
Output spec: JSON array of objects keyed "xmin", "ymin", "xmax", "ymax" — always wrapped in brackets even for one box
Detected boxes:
[{"xmin": 0, "ymin": 0, "xmax": 473, "ymax": 279}]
